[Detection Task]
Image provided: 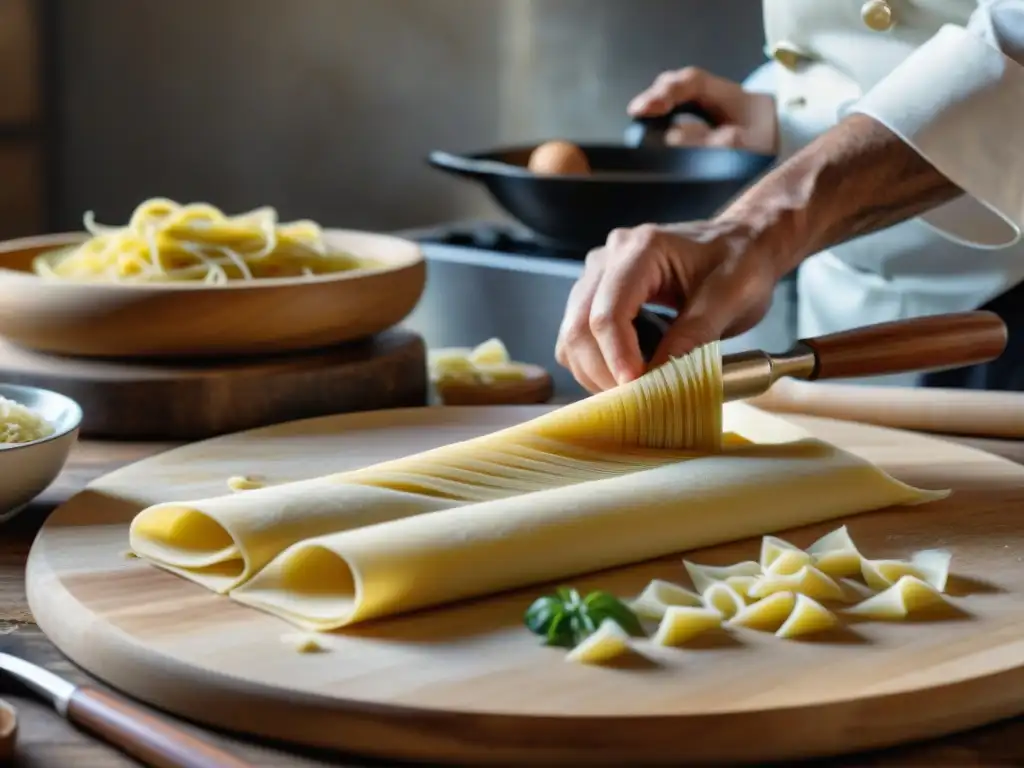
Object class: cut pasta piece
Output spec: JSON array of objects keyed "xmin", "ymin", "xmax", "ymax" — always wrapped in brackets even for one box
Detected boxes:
[
  {"xmin": 843, "ymin": 575, "xmax": 946, "ymax": 620},
  {"xmin": 838, "ymin": 577, "xmax": 876, "ymax": 601},
  {"xmin": 431, "ymin": 354, "xmax": 479, "ymax": 383},
  {"xmin": 765, "ymin": 548, "xmax": 812, "ymax": 576},
  {"xmin": 729, "ymin": 591, "xmax": 796, "ymax": 632},
  {"xmin": 861, "ymin": 549, "xmax": 952, "ymax": 592},
  {"xmin": 630, "ymin": 579, "xmax": 702, "ymax": 620},
  {"xmin": 749, "ymin": 565, "xmax": 844, "ymax": 603},
  {"xmin": 652, "ymin": 606, "xmax": 723, "ymax": 646},
  {"xmin": 473, "ymin": 363, "xmax": 529, "ymax": 383},
  {"xmin": 806, "ymin": 524, "xmax": 862, "ymax": 578},
  {"xmin": 776, "ymin": 594, "xmax": 838, "ymax": 638},
  {"xmin": 281, "ymin": 632, "xmax": 328, "ymax": 653},
  {"xmin": 722, "ymin": 574, "xmax": 759, "ymax": 599},
  {"xmin": 227, "ymin": 475, "xmax": 267, "ymax": 492},
  {"xmin": 702, "ymin": 582, "xmax": 747, "ymax": 619},
  {"xmin": 807, "ymin": 524, "xmax": 858, "ymax": 555},
  {"xmin": 760, "ymin": 535, "xmax": 803, "ymax": 571},
  {"xmin": 565, "ymin": 619, "xmax": 631, "ymax": 665},
  {"xmin": 910, "ymin": 549, "xmax": 953, "ymax": 592},
  {"xmin": 812, "ymin": 549, "xmax": 862, "ymax": 579},
  {"xmin": 683, "ymin": 560, "xmax": 762, "ymax": 594},
  {"xmin": 861, "ymin": 559, "xmax": 918, "ymax": 591},
  {"xmin": 468, "ymin": 337, "xmax": 511, "ymax": 366}
]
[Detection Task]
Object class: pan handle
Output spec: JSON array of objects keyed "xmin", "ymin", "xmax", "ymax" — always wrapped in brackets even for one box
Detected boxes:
[
  {"xmin": 427, "ymin": 150, "xmax": 518, "ymax": 180},
  {"xmin": 624, "ymin": 101, "xmax": 719, "ymax": 149}
]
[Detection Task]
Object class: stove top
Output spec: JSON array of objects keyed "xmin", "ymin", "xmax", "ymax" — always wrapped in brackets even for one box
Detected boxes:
[
  {"xmin": 405, "ymin": 221, "xmax": 587, "ymax": 261},
  {"xmin": 396, "ymin": 220, "xmax": 590, "ymax": 281}
]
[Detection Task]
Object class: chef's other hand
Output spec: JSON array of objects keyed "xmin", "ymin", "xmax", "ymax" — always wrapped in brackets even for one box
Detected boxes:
[
  {"xmin": 628, "ymin": 67, "xmax": 777, "ymax": 155},
  {"xmin": 555, "ymin": 222, "xmax": 779, "ymax": 393}
]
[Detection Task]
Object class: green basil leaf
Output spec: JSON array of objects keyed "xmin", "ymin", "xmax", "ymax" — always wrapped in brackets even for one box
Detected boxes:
[
  {"xmin": 556, "ymin": 586, "xmax": 581, "ymax": 606},
  {"xmin": 544, "ymin": 611, "xmax": 576, "ymax": 648},
  {"xmin": 583, "ymin": 590, "xmax": 645, "ymax": 637},
  {"xmin": 575, "ymin": 611, "xmax": 599, "ymax": 646},
  {"xmin": 524, "ymin": 595, "xmax": 562, "ymax": 637}
]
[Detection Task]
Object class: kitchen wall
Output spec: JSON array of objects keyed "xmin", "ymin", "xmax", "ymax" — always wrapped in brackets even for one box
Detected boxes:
[{"xmin": 53, "ymin": 0, "xmax": 767, "ymax": 231}]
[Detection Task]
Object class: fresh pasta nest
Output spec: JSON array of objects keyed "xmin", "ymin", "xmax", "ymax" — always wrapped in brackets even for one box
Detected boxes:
[{"xmin": 33, "ymin": 198, "xmax": 371, "ymax": 284}]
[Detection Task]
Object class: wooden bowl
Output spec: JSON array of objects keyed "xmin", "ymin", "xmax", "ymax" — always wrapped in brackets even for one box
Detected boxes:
[
  {"xmin": 435, "ymin": 364, "xmax": 554, "ymax": 405},
  {"xmin": 0, "ymin": 229, "xmax": 426, "ymax": 358}
]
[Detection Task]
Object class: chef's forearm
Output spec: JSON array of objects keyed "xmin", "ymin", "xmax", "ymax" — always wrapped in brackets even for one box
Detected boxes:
[{"xmin": 717, "ymin": 113, "xmax": 961, "ymax": 277}]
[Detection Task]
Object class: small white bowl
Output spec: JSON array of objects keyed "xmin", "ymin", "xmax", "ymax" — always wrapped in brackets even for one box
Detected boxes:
[{"xmin": 0, "ymin": 383, "xmax": 82, "ymax": 524}]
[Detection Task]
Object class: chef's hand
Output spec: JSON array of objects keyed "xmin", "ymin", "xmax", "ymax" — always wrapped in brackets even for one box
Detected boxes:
[
  {"xmin": 554, "ymin": 222, "xmax": 780, "ymax": 393},
  {"xmin": 628, "ymin": 67, "xmax": 778, "ymax": 155}
]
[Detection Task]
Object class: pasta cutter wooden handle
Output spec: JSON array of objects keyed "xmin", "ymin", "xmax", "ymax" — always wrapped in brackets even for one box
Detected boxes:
[
  {"xmin": 67, "ymin": 687, "xmax": 253, "ymax": 768},
  {"xmin": 723, "ymin": 310, "xmax": 1008, "ymax": 400},
  {"xmin": 634, "ymin": 309, "xmax": 1008, "ymax": 401},
  {"xmin": 796, "ymin": 310, "xmax": 1007, "ymax": 380}
]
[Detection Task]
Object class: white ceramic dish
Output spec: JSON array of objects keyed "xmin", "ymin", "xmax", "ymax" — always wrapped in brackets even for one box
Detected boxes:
[{"xmin": 0, "ymin": 383, "xmax": 82, "ymax": 524}]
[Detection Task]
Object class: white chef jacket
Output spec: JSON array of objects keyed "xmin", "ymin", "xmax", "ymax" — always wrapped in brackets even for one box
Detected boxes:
[{"xmin": 751, "ymin": 1, "xmax": 1024, "ymax": 384}]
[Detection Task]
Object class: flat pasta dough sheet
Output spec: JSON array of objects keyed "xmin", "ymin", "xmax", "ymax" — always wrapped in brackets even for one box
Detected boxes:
[{"xmin": 129, "ymin": 343, "xmax": 949, "ymax": 629}]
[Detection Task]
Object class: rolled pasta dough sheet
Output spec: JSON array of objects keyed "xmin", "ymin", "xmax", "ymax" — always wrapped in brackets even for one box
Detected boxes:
[
  {"xmin": 129, "ymin": 345, "xmax": 722, "ymax": 591},
  {"xmin": 231, "ymin": 430, "xmax": 948, "ymax": 631},
  {"xmin": 129, "ymin": 479, "xmax": 462, "ymax": 593}
]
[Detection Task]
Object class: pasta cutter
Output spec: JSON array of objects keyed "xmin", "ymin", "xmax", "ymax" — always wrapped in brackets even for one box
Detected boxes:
[
  {"xmin": 632, "ymin": 308, "xmax": 1008, "ymax": 401},
  {"xmin": 0, "ymin": 651, "xmax": 252, "ymax": 767}
]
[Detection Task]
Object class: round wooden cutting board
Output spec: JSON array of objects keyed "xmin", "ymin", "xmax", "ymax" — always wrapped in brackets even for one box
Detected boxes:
[
  {"xmin": 0, "ymin": 329, "xmax": 428, "ymax": 440},
  {"xmin": 24, "ymin": 406, "xmax": 1024, "ymax": 765}
]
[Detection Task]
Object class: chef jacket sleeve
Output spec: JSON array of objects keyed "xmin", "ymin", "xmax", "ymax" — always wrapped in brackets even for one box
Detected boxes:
[{"xmin": 847, "ymin": 0, "xmax": 1024, "ymax": 248}]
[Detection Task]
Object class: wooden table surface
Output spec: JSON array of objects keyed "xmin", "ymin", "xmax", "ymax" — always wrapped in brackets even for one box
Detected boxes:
[{"xmin": 4, "ymin": 432, "xmax": 1024, "ymax": 767}]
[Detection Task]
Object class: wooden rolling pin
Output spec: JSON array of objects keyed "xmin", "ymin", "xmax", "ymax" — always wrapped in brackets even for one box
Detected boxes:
[
  {"xmin": 747, "ymin": 378, "xmax": 1024, "ymax": 438},
  {"xmin": 634, "ymin": 310, "xmax": 1012, "ymax": 435}
]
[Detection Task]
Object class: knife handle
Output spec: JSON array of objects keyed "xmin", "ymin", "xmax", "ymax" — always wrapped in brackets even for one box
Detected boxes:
[
  {"xmin": 800, "ymin": 310, "xmax": 1007, "ymax": 380},
  {"xmin": 67, "ymin": 687, "xmax": 253, "ymax": 768}
]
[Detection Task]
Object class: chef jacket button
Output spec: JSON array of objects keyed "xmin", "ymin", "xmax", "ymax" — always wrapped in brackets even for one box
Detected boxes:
[
  {"xmin": 769, "ymin": 41, "xmax": 809, "ymax": 71},
  {"xmin": 861, "ymin": 0, "xmax": 895, "ymax": 32}
]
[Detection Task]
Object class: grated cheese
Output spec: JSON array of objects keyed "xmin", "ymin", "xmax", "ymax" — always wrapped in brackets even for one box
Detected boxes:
[{"xmin": 0, "ymin": 395, "xmax": 55, "ymax": 447}]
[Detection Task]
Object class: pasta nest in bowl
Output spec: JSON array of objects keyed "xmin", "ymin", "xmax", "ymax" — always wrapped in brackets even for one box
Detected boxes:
[{"xmin": 0, "ymin": 198, "xmax": 426, "ymax": 358}]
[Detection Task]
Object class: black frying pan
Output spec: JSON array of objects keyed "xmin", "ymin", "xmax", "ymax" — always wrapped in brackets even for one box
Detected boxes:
[{"xmin": 427, "ymin": 102, "xmax": 776, "ymax": 252}]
